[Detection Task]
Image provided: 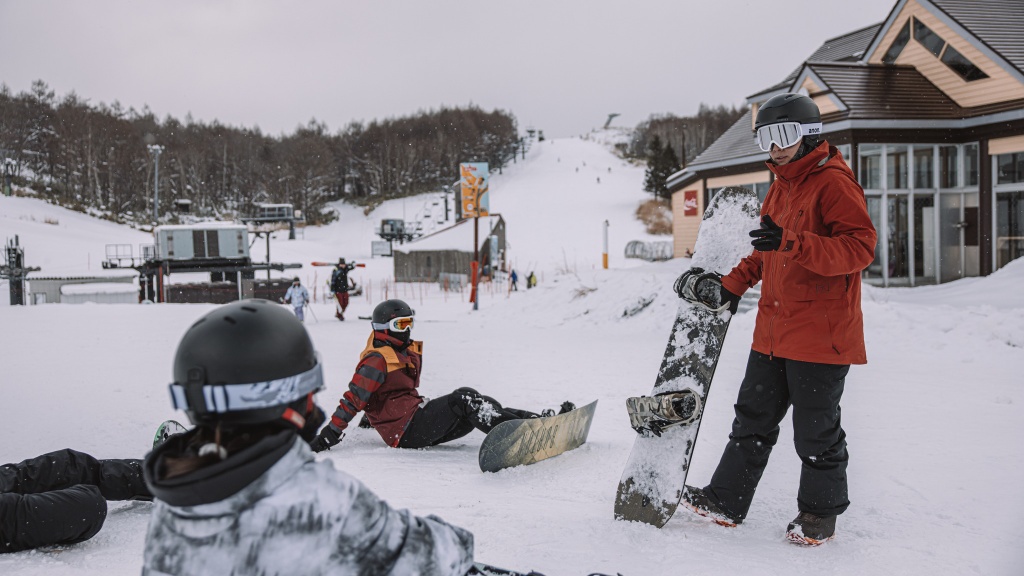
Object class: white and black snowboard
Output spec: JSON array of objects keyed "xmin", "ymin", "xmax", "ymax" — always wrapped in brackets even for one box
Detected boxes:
[
  {"xmin": 614, "ymin": 187, "xmax": 759, "ymax": 527},
  {"xmin": 478, "ymin": 400, "xmax": 598, "ymax": 473}
]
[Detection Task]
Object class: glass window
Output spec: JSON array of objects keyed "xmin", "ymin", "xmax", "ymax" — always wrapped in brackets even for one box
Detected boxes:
[
  {"xmin": 882, "ymin": 20, "xmax": 911, "ymax": 64},
  {"xmin": 864, "ymin": 196, "xmax": 884, "ymax": 280},
  {"xmin": 939, "ymin": 145, "xmax": 959, "ymax": 188},
  {"xmin": 913, "ymin": 18, "xmax": 945, "ymax": 57},
  {"xmin": 997, "ymin": 153, "xmax": 1024, "ymax": 185},
  {"xmin": 859, "ymin": 144, "xmax": 882, "ymax": 189},
  {"xmin": 837, "ymin": 144, "xmax": 853, "ymax": 168},
  {"xmin": 913, "ymin": 195, "xmax": 936, "ymax": 283},
  {"xmin": 995, "ymin": 191, "xmax": 1024, "ymax": 269},
  {"xmin": 914, "ymin": 147, "xmax": 934, "ymax": 189},
  {"xmin": 888, "ymin": 145, "xmax": 909, "ymax": 189},
  {"xmin": 964, "ymin": 143, "xmax": 979, "ymax": 186},
  {"xmin": 887, "ymin": 195, "xmax": 911, "ymax": 282},
  {"xmin": 753, "ymin": 181, "xmax": 771, "ymax": 203},
  {"xmin": 940, "ymin": 44, "xmax": 989, "ymax": 81}
]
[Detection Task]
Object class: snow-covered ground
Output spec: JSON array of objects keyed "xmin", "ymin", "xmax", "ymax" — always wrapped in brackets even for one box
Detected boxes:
[{"xmin": 1, "ymin": 134, "xmax": 1022, "ymax": 575}]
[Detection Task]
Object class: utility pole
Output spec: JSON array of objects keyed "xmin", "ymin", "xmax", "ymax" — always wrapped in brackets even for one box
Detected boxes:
[
  {"xmin": 148, "ymin": 144, "xmax": 165, "ymax": 223},
  {"xmin": 3, "ymin": 159, "xmax": 13, "ymax": 197},
  {"xmin": 603, "ymin": 220, "xmax": 610, "ymax": 269}
]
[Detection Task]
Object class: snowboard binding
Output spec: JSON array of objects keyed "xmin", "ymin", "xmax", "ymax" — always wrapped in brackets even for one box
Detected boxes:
[
  {"xmin": 673, "ymin": 267, "xmax": 728, "ymax": 313},
  {"xmin": 626, "ymin": 391, "xmax": 703, "ymax": 437}
]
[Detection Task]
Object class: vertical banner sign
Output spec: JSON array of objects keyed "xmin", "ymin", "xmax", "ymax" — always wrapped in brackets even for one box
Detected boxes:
[
  {"xmin": 683, "ymin": 190, "xmax": 698, "ymax": 216},
  {"xmin": 460, "ymin": 163, "xmax": 490, "ymax": 218}
]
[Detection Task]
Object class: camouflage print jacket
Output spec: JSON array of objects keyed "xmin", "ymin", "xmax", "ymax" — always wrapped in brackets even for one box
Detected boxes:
[{"xmin": 142, "ymin": 433, "xmax": 473, "ymax": 576}]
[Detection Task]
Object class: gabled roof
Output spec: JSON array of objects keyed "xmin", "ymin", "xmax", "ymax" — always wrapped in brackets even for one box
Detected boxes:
[
  {"xmin": 747, "ymin": 23, "xmax": 882, "ymax": 101},
  {"xmin": 930, "ymin": 0, "xmax": 1024, "ymax": 76},
  {"xmin": 862, "ymin": 0, "xmax": 1024, "ymax": 83},
  {"xmin": 808, "ymin": 62, "xmax": 963, "ymax": 119}
]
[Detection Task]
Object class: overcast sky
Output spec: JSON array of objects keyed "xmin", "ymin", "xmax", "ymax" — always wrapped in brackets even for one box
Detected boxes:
[{"xmin": 1, "ymin": 0, "xmax": 897, "ymax": 138}]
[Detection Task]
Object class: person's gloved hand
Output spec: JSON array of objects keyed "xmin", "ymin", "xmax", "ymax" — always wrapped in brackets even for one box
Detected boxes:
[
  {"xmin": 749, "ymin": 215, "xmax": 784, "ymax": 252},
  {"xmin": 309, "ymin": 425, "xmax": 344, "ymax": 453},
  {"xmin": 719, "ymin": 286, "xmax": 741, "ymax": 315}
]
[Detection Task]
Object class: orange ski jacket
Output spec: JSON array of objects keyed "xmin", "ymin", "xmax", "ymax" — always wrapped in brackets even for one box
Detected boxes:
[{"xmin": 721, "ymin": 142, "xmax": 877, "ymax": 365}]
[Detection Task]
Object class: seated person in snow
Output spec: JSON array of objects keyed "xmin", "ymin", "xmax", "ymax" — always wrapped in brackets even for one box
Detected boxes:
[
  {"xmin": 142, "ymin": 299, "xmax": 474, "ymax": 576},
  {"xmin": 309, "ymin": 299, "xmax": 575, "ymax": 452},
  {"xmin": 1, "ymin": 449, "xmax": 151, "ymax": 553}
]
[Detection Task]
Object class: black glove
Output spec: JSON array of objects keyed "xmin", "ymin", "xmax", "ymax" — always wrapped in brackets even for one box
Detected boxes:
[
  {"xmin": 749, "ymin": 215, "xmax": 784, "ymax": 252},
  {"xmin": 309, "ymin": 425, "xmax": 344, "ymax": 453},
  {"xmin": 719, "ymin": 286, "xmax": 741, "ymax": 315}
]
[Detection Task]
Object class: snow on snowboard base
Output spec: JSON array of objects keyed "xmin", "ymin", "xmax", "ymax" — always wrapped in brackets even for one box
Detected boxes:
[
  {"xmin": 614, "ymin": 187, "xmax": 760, "ymax": 527},
  {"xmin": 478, "ymin": 400, "xmax": 598, "ymax": 473}
]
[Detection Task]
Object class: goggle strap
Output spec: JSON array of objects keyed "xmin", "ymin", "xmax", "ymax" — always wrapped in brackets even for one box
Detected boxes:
[{"xmin": 169, "ymin": 361, "xmax": 325, "ymax": 415}]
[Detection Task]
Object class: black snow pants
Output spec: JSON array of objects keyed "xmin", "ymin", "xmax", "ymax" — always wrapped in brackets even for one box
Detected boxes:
[
  {"xmin": 398, "ymin": 387, "xmax": 539, "ymax": 449},
  {"xmin": 0, "ymin": 449, "xmax": 150, "ymax": 553},
  {"xmin": 704, "ymin": 350, "xmax": 851, "ymax": 520}
]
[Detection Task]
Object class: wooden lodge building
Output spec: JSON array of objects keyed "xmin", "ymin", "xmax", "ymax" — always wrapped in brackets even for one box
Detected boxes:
[{"xmin": 667, "ymin": 0, "xmax": 1024, "ymax": 286}]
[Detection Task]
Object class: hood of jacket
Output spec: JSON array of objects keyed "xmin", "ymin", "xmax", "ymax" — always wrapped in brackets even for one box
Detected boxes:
[{"xmin": 143, "ymin": 427, "xmax": 297, "ymax": 508}]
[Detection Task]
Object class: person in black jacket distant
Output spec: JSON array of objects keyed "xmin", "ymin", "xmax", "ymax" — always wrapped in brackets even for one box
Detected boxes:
[
  {"xmin": 330, "ymin": 258, "xmax": 357, "ymax": 320},
  {"xmin": 0, "ymin": 449, "xmax": 150, "ymax": 553}
]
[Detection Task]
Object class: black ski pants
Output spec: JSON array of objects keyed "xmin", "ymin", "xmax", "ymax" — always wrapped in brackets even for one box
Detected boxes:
[
  {"xmin": 704, "ymin": 350, "xmax": 850, "ymax": 520},
  {"xmin": 398, "ymin": 387, "xmax": 539, "ymax": 449},
  {"xmin": 0, "ymin": 449, "xmax": 150, "ymax": 553}
]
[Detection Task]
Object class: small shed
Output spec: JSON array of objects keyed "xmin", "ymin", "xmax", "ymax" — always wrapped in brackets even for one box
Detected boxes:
[
  {"xmin": 393, "ymin": 215, "xmax": 506, "ymax": 282},
  {"xmin": 28, "ymin": 275, "xmax": 136, "ymax": 304}
]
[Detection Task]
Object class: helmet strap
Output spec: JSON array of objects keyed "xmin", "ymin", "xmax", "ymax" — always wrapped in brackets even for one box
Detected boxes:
[{"xmin": 282, "ymin": 407, "xmax": 307, "ymax": 429}]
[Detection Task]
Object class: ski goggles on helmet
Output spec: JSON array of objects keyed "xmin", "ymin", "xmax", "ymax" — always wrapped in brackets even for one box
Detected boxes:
[
  {"xmin": 168, "ymin": 360, "xmax": 325, "ymax": 415},
  {"xmin": 372, "ymin": 316, "xmax": 414, "ymax": 332},
  {"xmin": 754, "ymin": 121, "xmax": 822, "ymax": 152}
]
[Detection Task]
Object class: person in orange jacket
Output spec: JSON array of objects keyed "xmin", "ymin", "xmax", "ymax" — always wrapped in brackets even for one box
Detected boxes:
[
  {"xmin": 681, "ymin": 93, "xmax": 877, "ymax": 546},
  {"xmin": 309, "ymin": 299, "xmax": 574, "ymax": 452}
]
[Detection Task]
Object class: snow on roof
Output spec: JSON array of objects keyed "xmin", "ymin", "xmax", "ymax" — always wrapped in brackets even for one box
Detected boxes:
[
  {"xmin": 154, "ymin": 222, "xmax": 247, "ymax": 231},
  {"xmin": 60, "ymin": 282, "xmax": 138, "ymax": 295},
  {"xmin": 394, "ymin": 216, "xmax": 501, "ymax": 253}
]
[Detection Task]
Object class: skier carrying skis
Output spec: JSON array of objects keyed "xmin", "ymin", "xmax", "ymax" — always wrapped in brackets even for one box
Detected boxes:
[
  {"xmin": 1, "ymin": 449, "xmax": 151, "ymax": 553},
  {"xmin": 282, "ymin": 276, "xmax": 309, "ymax": 322},
  {"xmin": 330, "ymin": 258, "xmax": 356, "ymax": 320},
  {"xmin": 681, "ymin": 93, "xmax": 876, "ymax": 545},
  {"xmin": 309, "ymin": 299, "xmax": 574, "ymax": 452},
  {"xmin": 142, "ymin": 299, "xmax": 475, "ymax": 575}
]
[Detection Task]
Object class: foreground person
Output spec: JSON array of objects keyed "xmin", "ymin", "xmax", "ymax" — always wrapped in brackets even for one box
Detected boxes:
[{"xmin": 142, "ymin": 299, "xmax": 474, "ymax": 575}]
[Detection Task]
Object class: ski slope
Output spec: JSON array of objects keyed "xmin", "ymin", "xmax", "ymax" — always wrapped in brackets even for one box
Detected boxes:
[{"xmin": 1, "ymin": 133, "xmax": 1022, "ymax": 576}]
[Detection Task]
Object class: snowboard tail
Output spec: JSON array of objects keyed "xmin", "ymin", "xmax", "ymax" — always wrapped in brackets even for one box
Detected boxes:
[
  {"xmin": 478, "ymin": 400, "xmax": 597, "ymax": 473},
  {"xmin": 153, "ymin": 420, "xmax": 188, "ymax": 448},
  {"xmin": 614, "ymin": 187, "xmax": 760, "ymax": 527}
]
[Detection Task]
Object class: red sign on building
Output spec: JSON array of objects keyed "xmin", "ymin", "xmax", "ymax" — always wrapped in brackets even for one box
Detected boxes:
[{"xmin": 683, "ymin": 190, "xmax": 698, "ymax": 216}]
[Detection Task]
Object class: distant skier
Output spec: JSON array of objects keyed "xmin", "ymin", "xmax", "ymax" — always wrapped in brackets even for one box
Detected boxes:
[
  {"xmin": 527, "ymin": 272, "xmax": 537, "ymax": 289},
  {"xmin": 330, "ymin": 258, "xmax": 357, "ymax": 321},
  {"xmin": 142, "ymin": 299, "xmax": 475, "ymax": 575},
  {"xmin": 1, "ymin": 450, "xmax": 151, "ymax": 553},
  {"xmin": 680, "ymin": 93, "xmax": 876, "ymax": 546},
  {"xmin": 309, "ymin": 299, "xmax": 574, "ymax": 452},
  {"xmin": 510, "ymin": 269, "xmax": 519, "ymax": 291},
  {"xmin": 282, "ymin": 276, "xmax": 309, "ymax": 322}
]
